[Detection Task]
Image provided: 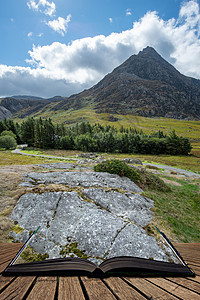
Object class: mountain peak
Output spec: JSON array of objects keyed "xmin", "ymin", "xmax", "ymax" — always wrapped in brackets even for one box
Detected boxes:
[{"xmin": 140, "ymin": 46, "xmax": 158, "ymax": 54}]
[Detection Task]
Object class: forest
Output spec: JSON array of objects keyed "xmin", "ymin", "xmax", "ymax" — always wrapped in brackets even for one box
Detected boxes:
[{"xmin": 0, "ymin": 118, "xmax": 192, "ymax": 155}]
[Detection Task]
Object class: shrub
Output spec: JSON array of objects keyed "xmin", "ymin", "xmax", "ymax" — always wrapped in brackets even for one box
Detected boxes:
[
  {"xmin": 0, "ymin": 135, "xmax": 17, "ymax": 149},
  {"xmin": 94, "ymin": 159, "xmax": 169, "ymax": 192},
  {"xmin": 94, "ymin": 159, "xmax": 141, "ymax": 184},
  {"xmin": 1, "ymin": 130, "xmax": 17, "ymax": 140}
]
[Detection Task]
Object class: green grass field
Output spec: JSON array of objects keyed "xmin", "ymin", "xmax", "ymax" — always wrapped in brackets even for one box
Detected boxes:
[
  {"xmin": 13, "ymin": 107, "xmax": 200, "ymax": 140},
  {"xmin": 0, "ymin": 151, "xmax": 62, "ymax": 165},
  {"xmin": 144, "ymin": 178, "xmax": 200, "ymax": 243}
]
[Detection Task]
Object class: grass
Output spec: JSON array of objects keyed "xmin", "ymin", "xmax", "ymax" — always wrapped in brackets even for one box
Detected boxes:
[
  {"xmin": 37, "ymin": 149, "xmax": 82, "ymax": 158},
  {"xmin": 20, "ymin": 149, "xmax": 44, "ymax": 155},
  {"xmin": 17, "ymin": 148, "xmax": 200, "ymax": 173},
  {"xmin": 144, "ymin": 178, "xmax": 200, "ymax": 243},
  {"xmin": 191, "ymin": 142, "xmax": 200, "ymax": 157},
  {"xmin": 107, "ymin": 153, "xmax": 200, "ymax": 173},
  {"xmin": 0, "ymin": 150, "xmax": 63, "ymax": 165},
  {"xmin": 13, "ymin": 107, "xmax": 200, "ymax": 140}
]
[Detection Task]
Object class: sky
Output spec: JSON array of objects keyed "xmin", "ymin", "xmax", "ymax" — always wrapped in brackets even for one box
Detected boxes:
[{"xmin": 0, "ymin": 0, "xmax": 200, "ymax": 98}]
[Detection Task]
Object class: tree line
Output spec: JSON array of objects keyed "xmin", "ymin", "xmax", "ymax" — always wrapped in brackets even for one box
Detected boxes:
[{"xmin": 0, "ymin": 118, "xmax": 192, "ymax": 155}]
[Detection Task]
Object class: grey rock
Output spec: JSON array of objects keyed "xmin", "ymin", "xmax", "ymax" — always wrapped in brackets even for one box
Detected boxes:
[
  {"xmin": 9, "ymin": 230, "xmax": 62, "ymax": 259},
  {"xmin": 122, "ymin": 158, "xmax": 143, "ymax": 165},
  {"xmin": 10, "ymin": 170, "xmax": 175, "ymax": 263},
  {"xmin": 36, "ymin": 163, "xmax": 75, "ymax": 170},
  {"xmin": 46, "ymin": 191, "xmax": 126, "ymax": 258},
  {"xmin": 11, "ymin": 192, "xmax": 62, "ymax": 236},
  {"xmin": 17, "ymin": 144, "xmax": 28, "ymax": 150},
  {"xmin": 106, "ymin": 224, "xmax": 168, "ymax": 261},
  {"xmin": 78, "ymin": 153, "xmax": 98, "ymax": 159},
  {"xmin": 0, "ymin": 105, "xmax": 12, "ymax": 120},
  {"xmin": 21, "ymin": 171, "xmax": 143, "ymax": 193},
  {"xmin": 83, "ymin": 189, "xmax": 153, "ymax": 226},
  {"xmin": 10, "ymin": 190, "xmax": 170, "ymax": 262}
]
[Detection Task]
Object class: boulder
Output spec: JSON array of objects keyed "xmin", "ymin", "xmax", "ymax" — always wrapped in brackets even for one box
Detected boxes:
[
  {"xmin": 20, "ymin": 171, "xmax": 143, "ymax": 193},
  {"xmin": 10, "ymin": 171, "xmax": 173, "ymax": 263},
  {"xmin": 122, "ymin": 158, "xmax": 143, "ymax": 165}
]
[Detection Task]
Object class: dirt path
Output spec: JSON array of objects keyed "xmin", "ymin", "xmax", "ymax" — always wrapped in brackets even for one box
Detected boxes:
[
  {"xmin": 142, "ymin": 162, "xmax": 200, "ymax": 178},
  {"xmin": 13, "ymin": 149, "xmax": 77, "ymax": 160},
  {"xmin": 14, "ymin": 149, "xmax": 200, "ymax": 178}
]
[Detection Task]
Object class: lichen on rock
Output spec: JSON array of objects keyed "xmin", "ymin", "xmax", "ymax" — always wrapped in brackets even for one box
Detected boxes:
[{"xmin": 10, "ymin": 171, "xmax": 175, "ymax": 263}]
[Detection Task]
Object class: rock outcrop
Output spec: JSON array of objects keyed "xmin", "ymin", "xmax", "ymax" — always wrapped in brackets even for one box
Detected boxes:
[
  {"xmin": 0, "ymin": 105, "xmax": 12, "ymax": 120},
  {"xmin": 10, "ymin": 171, "xmax": 176, "ymax": 264}
]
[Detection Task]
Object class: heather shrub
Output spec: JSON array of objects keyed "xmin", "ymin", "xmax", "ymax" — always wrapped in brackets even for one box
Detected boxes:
[
  {"xmin": 94, "ymin": 159, "xmax": 169, "ymax": 192},
  {"xmin": 94, "ymin": 159, "xmax": 141, "ymax": 184}
]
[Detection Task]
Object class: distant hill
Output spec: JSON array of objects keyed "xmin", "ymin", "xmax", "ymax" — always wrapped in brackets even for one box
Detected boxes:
[
  {"xmin": 11, "ymin": 95, "xmax": 45, "ymax": 101},
  {"xmin": 0, "ymin": 96, "xmax": 62, "ymax": 120},
  {"xmin": 0, "ymin": 47, "xmax": 200, "ymax": 121}
]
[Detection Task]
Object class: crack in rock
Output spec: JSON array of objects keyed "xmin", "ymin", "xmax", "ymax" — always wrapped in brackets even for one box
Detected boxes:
[
  {"xmin": 82, "ymin": 188, "xmax": 153, "ymax": 226},
  {"xmin": 103, "ymin": 222, "xmax": 130, "ymax": 259}
]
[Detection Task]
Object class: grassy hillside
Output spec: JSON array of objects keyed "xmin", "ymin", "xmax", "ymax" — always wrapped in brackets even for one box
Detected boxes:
[{"xmin": 13, "ymin": 106, "xmax": 200, "ymax": 140}]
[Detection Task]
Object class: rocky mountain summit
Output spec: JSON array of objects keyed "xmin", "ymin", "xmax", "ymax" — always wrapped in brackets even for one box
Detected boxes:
[
  {"xmin": 54, "ymin": 46, "xmax": 200, "ymax": 119},
  {"xmin": 10, "ymin": 168, "xmax": 177, "ymax": 264}
]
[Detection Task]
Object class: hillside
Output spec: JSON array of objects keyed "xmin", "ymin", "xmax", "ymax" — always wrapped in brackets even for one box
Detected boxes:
[
  {"xmin": 0, "ymin": 46, "xmax": 200, "ymax": 121},
  {"xmin": 51, "ymin": 47, "xmax": 200, "ymax": 119},
  {"xmin": 0, "ymin": 97, "xmax": 59, "ymax": 120}
]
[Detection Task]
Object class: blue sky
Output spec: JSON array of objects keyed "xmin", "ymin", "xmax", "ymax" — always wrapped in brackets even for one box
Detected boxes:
[{"xmin": 0, "ymin": 0, "xmax": 199, "ymax": 97}]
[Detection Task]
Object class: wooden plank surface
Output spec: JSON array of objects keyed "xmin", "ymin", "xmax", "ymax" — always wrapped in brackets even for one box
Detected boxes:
[
  {"xmin": 191, "ymin": 276, "xmax": 200, "ymax": 284},
  {"xmin": 166, "ymin": 277, "xmax": 200, "ymax": 294},
  {"xmin": 81, "ymin": 276, "xmax": 116, "ymax": 300},
  {"xmin": 0, "ymin": 243, "xmax": 24, "ymax": 273},
  {"xmin": 0, "ymin": 261, "xmax": 14, "ymax": 273},
  {"xmin": 0, "ymin": 243, "xmax": 23, "ymax": 252},
  {"xmin": 0, "ymin": 276, "xmax": 35, "ymax": 300},
  {"xmin": 0, "ymin": 242, "xmax": 200, "ymax": 299},
  {"xmin": 124, "ymin": 277, "xmax": 178, "ymax": 299},
  {"xmin": 27, "ymin": 277, "xmax": 57, "ymax": 300},
  {"xmin": 0, "ymin": 275, "xmax": 15, "ymax": 292},
  {"xmin": 104, "ymin": 277, "xmax": 145, "ymax": 299},
  {"xmin": 147, "ymin": 277, "xmax": 200, "ymax": 299},
  {"xmin": 0, "ymin": 250, "xmax": 23, "ymax": 260},
  {"xmin": 187, "ymin": 265, "xmax": 200, "ymax": 276},
  {"xmin": 58, "ymin": 276, "xmax": 85, "ymax": 300}
]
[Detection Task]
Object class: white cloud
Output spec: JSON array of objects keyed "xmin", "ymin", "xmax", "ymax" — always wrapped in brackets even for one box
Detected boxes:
[
  {"xmin": 27, "ymin": 0, "xmax": 56, "ymax": 16},
  {"xmin": 1, "ymin": 0, "xmax": 200, "ymax": 98},
  {"xmin": 126, "ymin": 9, "xmax": 132, "ymax": 16},
  {"xmin": 109, "ymin": 18, "xmax": 113, "ymax": 23},
  {"xmin": 28, "ymin": 32, "xmax": 33, "ymax": 37},
  {"xmin": 0, "ymin": 65, "xmax": 85, "ymax": 98},
  {"xmin": 46, "ymin": 15, "xmax": 71, "ymax": 36}
]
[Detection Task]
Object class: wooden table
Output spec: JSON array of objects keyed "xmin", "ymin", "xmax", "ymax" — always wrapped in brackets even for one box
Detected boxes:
[{"xmin": 0, "ymin": 243, "xmax": 199, "ymax": 299}]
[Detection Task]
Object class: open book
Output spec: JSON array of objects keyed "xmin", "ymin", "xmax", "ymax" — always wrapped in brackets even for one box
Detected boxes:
[
  {"xmin": 3, "ymin": 254, "xmax": 194, "ymax": 277},
  {"xmin": 3, "ymin": 227, "xmax": 195, "ymax": 277}
]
